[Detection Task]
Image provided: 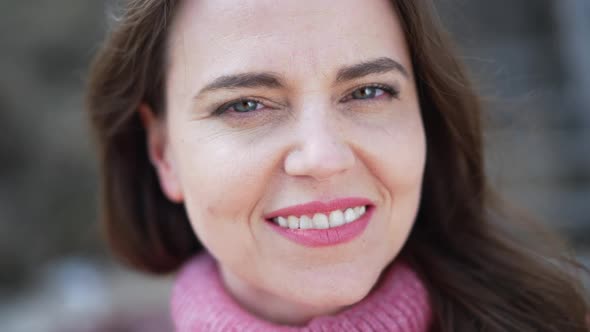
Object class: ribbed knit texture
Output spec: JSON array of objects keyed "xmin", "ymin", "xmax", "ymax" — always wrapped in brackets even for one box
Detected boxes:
[{"xmin": 171, "ymin": 252, "xmax": 432, "ymax": 332}]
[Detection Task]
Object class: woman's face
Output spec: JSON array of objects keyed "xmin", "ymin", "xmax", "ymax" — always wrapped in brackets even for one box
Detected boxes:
[{"xmin": 150, "ymin": 0, "xmax": 425, "ymax": 321}]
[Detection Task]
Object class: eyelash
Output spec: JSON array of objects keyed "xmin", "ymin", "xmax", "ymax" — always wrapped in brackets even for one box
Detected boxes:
[
  {"xmin": 341, "ymin": 83, "xmax": 399, "ymax": 103},
  {"xmin": 212, "ymin": 83, "xmax": 399, "ymax": 116}
]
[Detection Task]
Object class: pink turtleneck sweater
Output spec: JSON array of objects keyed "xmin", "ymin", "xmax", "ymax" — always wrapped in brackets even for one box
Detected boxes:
[{"xmin": 171, "ymin": 252, "xmax": 432, "ymax": 331}]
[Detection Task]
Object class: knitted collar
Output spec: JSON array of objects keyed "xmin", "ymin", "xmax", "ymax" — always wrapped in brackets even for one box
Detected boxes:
[{"xmin": 171, "ymin": 252, "xmax": 432, "ymax": 331}]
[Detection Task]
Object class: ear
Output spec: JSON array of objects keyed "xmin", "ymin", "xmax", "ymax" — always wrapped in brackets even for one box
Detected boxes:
[{"xmin": 138, "ymin": 103, "xmax": 184, "ymax": 203}]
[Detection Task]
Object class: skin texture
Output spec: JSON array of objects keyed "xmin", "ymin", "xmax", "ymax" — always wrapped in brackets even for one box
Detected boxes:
[{"xmin": 142, "ymin": 0, "xmax": 426, "ymax": 326}]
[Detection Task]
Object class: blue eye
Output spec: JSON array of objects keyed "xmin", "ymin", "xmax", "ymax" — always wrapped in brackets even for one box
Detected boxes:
[
  {"xmin": 215, "ymin": 99, "xmax": 265, "ymax": 115},
  {"xmin": 232, "ymin": 100, "xmax": 261, "ymax": 112},
  {"xmin": 351, "ymin": 86, "xmax": 386, "ymax": 100}
]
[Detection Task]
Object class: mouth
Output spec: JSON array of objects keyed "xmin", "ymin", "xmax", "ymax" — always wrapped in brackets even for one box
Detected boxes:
[
  {"xmin": 269, "ymin": 204, "xmax": 368, "ymax": 230},
  {"xmin": 264, "ymin": 197, "xmax": 374, "ymax": 247}
]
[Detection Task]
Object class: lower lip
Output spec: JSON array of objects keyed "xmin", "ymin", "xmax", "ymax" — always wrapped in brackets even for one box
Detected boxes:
[{"xmin": 266, "ymin": 206, "xmax": 374, "ymax": 247}]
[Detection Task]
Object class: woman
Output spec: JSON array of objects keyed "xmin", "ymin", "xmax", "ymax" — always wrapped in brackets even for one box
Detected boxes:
[{"xmin": 86, "ymin": 0, "xmax": 589, "ymax": 330}]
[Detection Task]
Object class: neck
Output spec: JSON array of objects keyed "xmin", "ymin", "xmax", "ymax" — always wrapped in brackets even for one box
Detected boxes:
[{"xmin": 171, "ymin": 252, "xmax": 433, "ymax": 332}]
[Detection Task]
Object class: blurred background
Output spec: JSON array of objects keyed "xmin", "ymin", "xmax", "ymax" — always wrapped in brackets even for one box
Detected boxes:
[{"xmin": 0, "ymin": 0, "xmax": 588, "ymax": 331}]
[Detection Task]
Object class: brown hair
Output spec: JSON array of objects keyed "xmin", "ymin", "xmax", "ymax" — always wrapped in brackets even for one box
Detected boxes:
[{"xmin": 86, "ymin": 0, "xmax": 589, "ymax": 330}]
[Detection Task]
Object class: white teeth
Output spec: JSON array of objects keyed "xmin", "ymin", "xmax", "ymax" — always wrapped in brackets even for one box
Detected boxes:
[
  {"xmin": 272, "ymin": 205, "xmax": 368, "ymax": 230},
  {"xmin": 312, "ymin": 213, "xmax": 330, "ymax": 229},
  {"xmin": 299, "ymin": 215, "xmax": 313, "ymax": 229},
  {"xmin": 328, "ymin": 210, "xmax": 344, "ymax": 227},
  {"xmin": 344, "ymin": 208, "xmax": 357, "ymax": 223},
  {"xmin": 354, "ymin": 206, "xmax": 361, "ymax": 216},
  {"xmin": 277, "ymin": 216, "xmax": 288, "ymax": 227},
  {"xmin": 288, "ymin": 216, "xmax": 299, "ymax": 229}
]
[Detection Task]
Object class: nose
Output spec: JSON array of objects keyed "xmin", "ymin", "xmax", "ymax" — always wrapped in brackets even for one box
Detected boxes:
[{"xmin": 283, "ymin": 110, "xmax": 356, "ymax": 181}]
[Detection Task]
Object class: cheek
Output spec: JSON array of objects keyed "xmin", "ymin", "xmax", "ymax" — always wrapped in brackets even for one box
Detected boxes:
[
  {"xmin": 359, "ymin": 107, "xmax": 426, "ymax": 192},
  {"xmin": 360, "ymin": 109, "xmax": 426, "ymax": 236},
  {"xmin": 383, "ymin": 115, "xmax": 426, "ymax": 239},
  {"xmin": 169, "ymin": 129, "xmax": 273, "ymax": 249},
  {"xmin": 385, "ymin": 126, "xmax": 426, "ymax": 191}
]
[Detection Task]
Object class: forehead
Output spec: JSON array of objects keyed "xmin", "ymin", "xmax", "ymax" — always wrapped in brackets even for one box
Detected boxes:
[{"xmin": 167, "ymin": 0, "xmax": 410, "ymax": 87}]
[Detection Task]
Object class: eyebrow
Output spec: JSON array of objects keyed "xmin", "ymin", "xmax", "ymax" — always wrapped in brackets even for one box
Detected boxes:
[
  {"xmin": 194, "ymin": 57, "xmax": 409, "ymax": 99},
  {"xmin": 195, "ymin": 72, "xmax": 284, "ymax": 99},
  {"xmin": 335, "ymin": 57, "xmax": 409, "ymax": 82}
]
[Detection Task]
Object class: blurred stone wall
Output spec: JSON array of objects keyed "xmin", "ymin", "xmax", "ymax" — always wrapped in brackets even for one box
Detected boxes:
[
  {"xmin": 437, "ymin": 0, "xmax": 590, "ymax": 241},
  {"xmin": 1, "ymin": 0, "xmax": 588, "ymax": 292},
  {"xmin": 0, "ymin": 0, "xmax": 108, "ymax": 289}
]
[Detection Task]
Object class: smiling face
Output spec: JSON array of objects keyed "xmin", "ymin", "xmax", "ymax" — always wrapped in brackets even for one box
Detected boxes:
[{"xmin": 145, "ymin": 0, "xmax": 426, "ymax": 324}]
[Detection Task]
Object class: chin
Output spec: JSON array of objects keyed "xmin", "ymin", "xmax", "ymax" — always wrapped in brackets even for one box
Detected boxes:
[{"xmin": 280, "ymin": 271, "xmax": 378, "ymax": 310}]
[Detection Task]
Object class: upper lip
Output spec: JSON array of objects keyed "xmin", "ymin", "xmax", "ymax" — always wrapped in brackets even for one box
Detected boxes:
[{"xmin": 264, "ymin": 197, "xmax": 373, "ymax": 220}]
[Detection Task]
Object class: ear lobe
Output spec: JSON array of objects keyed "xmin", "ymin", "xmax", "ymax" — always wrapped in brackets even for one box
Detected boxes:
[{"xmin": 138, "ymin": 104, "xmax": 184, "ymax": 203}]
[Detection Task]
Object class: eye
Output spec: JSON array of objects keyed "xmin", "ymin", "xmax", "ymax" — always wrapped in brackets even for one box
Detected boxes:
[
  {"xmin": 215, "ymin": 98, "xmax": 266, "ymax": 115},
  {"xmin": 231, "ymin": 99, "xmax": 263, "ymax": 113},
  {"xmin": 351, "ymin": 86, "xmax": 385, "ymax": 100},
  {"xmin": 341, "ymin": 84, "xmax": 398, "ymax": 103}
]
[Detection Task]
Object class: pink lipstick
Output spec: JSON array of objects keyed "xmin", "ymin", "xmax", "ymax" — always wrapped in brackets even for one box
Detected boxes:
[{"xmin": 264, "ymin": 197, "xmax": 374, "ymax": 247}]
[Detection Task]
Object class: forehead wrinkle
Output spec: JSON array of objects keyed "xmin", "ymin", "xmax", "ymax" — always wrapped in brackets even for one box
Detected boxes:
[{"xmin": 169, "ymin": 0, "xmax": 413, "ymax": 100}]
